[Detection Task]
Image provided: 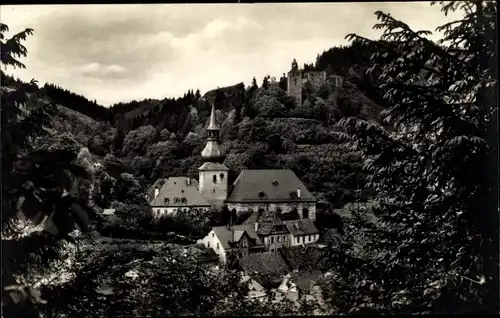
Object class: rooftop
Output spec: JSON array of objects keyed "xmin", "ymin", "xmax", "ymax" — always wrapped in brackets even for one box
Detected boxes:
[
  {"xmin": 283, "ymin": 219, "xmax": 319, "ymax": 236},
  {"xmin": 227, "ymin": 169, "xmax": 315, "ymax": 203},
  {"xmin": 212, "ymin": 224, "xmax": 263, "ymax": 250},
  {"xmin": 150, "ymin": 177, "xmax": 211, "ymax": 207}
]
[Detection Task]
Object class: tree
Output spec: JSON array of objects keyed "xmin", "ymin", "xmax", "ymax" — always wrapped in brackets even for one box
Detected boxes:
[
  {"xmin": 262, "ymin": 75, "xmax": 269, "ymax": 90},
  {"xmin": 334, "ymin": 1, "xmax": 497, "ymax": 314},
  {"xmin": 1, "ymin": 23, "xmax": 93, "ymax": 317}
]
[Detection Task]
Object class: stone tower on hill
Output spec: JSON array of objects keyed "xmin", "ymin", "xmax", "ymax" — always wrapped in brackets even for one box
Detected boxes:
[
  {"xmin": 198, "ymin": 102, "xmax": 229, "ymax": 207},
  {"xmin": 286, "ymin": 58, "xmax": 332, "ymax": 106},
  {"xmin": 287, "ymin": 58, "xmax": 303, "ymax": 106}
]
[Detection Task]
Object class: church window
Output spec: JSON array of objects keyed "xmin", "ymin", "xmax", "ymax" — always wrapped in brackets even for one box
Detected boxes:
[
  {"xmin": 208, "ymin": 242, "xmax": 210, "ymax": 248},
  {"xmin": 213, "ymin": 175, "xmax": 217, "ymax": 183},
  {"xmin": 302, "ymin": 208, "xmax": 309, "ymax": 219},
  {"xmin": 219, "ymin": 173, "xmax": 224, "ymax": 180},
  {"xmin": 217, "ymin": 243, "xmax": 220, "ymax": 250},
  {"xmin": 212, "ymin": 233, "xmax": 215, "ymax": 238}
]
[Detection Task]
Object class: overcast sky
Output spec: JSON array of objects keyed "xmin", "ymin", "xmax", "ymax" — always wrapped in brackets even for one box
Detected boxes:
[{"xmin": 1, "ymin": 3, "xmax": 462, "ymax": 107}]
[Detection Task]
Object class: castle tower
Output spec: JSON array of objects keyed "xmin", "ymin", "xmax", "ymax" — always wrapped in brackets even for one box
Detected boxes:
[
  {"xmin": 287, "ymin": 58, "xmax": 302, "ymax": 106},
  {"xmin": 198, "ymin": 102, "xmax": 229, "ymax": 208}
]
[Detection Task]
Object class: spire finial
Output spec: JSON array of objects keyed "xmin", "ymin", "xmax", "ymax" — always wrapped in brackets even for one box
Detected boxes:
[{"xmin": 207, "ymin": 100, "xmax": 219, "ymax": 130}]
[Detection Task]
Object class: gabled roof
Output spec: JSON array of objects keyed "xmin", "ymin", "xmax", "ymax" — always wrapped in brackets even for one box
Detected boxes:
[
  {"xmin": 212, "ymin": 224, "xmax": 263, "ymax": 250},
  {"xmin": 150, "ymin": 177, "xmax": 211, "ymax": 207},
  {"xmin": 226, "ymin": 169, "xmax": 315, "ymax": 203},
  {"xmin": 242, "ymin": 210, "xmax": 289, "ymax": 236},
  {"xmin": 283, "ymin": 219, "xmax": 319, "ymax": 236}
]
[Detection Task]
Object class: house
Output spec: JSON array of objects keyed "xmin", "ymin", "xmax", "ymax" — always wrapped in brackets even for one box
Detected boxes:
[
  {"xmin": 274, "ymin": 270, "xmax": 327, "ymax": 310},
  {"xmin": 149, "ymin": 102, "xmax": 316, "ymax": 219},
  {"xmin": 199, "ymin": 224, "xmax": 265, "ymax": 263},
  {"xmin": 283, "ymin": 219, "xmax": 320, "ymax": 247},
  {"xmin": 241, "ymin": 274, "xmax": 267, "ymax": 303},
  {"xmin": 238, "ymin": 252, "xmax": 290, "ymax": 289},
  {"xmin": 149, "ymin": 177, "xmax": 212, "ymax": 217},
  {"xmin": 243, "ymin": 210, "xmax": 290, "ymax": 252}
]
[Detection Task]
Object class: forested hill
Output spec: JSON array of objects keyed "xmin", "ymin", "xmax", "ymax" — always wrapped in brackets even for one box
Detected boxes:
[{"xmin": 2, "ymin": 40, "xmax": 386, "ymax": 209}]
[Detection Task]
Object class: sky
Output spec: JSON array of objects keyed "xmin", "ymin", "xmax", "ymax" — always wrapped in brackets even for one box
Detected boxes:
[{"xmin": 1, "ymin": 3, "xmax": 463, "ymax": 107}]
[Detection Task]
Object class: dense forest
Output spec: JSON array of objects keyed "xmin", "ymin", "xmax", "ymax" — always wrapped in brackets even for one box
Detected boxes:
[{"xmin": 1, "ymin": 1, "xmax": 498, "ymax": 317}]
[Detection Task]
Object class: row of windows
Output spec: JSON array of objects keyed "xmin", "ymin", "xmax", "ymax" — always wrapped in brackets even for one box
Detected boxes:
[
  {"xmin": 212, "ymin": 173, "xmax": 225, "ymax": 183},
  {"xmin": 296, "ymin": 234, "xmax": 316, "ymax": 244},
  {"xmin": 163, "ymin": 197, "xmax": 188, "ymax": 204},
  {"xmin": 207, "ymin": 242, "xmax": 220, "ymax": 250},
  {"xmin": 270, "ymin": 235, "xmax": 288, "ymax": 244},
  {"xmin": 154, "ymin": 208, "xmax": 209, "ymax": 215}
]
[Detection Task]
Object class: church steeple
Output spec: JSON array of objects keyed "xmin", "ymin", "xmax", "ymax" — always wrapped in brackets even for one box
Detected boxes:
[{"xmin": 201, "ymin": 101, "xmax": 225, "ymax": 162}]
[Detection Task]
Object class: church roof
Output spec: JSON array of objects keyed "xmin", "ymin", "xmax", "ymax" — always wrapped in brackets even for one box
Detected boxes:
[
  {"xmin": 150, "ymin": 177, "xmax": 211, "ymax": 207},
  {"xmin": 226, "ymin": 169, "xmax": 316, "ymax": 203}
]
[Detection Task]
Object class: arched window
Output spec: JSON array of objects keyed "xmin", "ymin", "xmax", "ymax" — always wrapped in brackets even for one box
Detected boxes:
[
  {"xmin": 213, "ymin": 175, "xmax": 217, "ymax": 183},
  {"xmin": 219, "ymin": 173, "xmax": 224, "ymax": 180},
  {"xmin": 302, "ymin": 208, "xmax": 309, "ymax": 219}
]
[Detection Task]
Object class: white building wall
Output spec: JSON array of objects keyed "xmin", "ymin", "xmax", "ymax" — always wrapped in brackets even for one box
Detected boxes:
[
  {"xmin": 199, "ymin": 170, "xmax": 228, "ymax": 206},
  {"xmin": 289, "ymin": 233, "xmax": 320, "ymax": 247},
  {"xmin": 226, "ymin": 202, "xmax": 316, "ymax": 220},
  {"xmin": 152, "ymin": 206, "xmax": 211, "ymax": 218},
  {"xmin": 202, "ymin": 230, "xmax": 227, "ymax": 263}
]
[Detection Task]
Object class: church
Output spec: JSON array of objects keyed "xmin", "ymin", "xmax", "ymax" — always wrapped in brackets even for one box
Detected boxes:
[{"xmin": 149, "ymin": 103, "xmax": 317, "ymax": 220}]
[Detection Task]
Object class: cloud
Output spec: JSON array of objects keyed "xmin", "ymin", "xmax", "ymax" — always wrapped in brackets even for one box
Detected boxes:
[{"xmin": 1, "ymin": 3, "xmax": 463, "ymax": 106}]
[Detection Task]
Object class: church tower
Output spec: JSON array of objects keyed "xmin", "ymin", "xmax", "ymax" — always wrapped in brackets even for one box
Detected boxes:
[
  {"xmin": 198, "ymin": 102, "xmax": 229, "ymax": 208},
  {"xmin": 287, "ymin": 58, "xmax": 302, "ymax": 106}
]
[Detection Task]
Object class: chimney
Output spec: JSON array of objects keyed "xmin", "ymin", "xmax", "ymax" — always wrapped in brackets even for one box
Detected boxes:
[
  {"xmin": 154, "ymin": 187, "xmax": 159, "ymax": 198},
  {"xmin": 187, "ymin": 178, "xmax": 191, "ymax": 186},
  {"xmin": 297, "ymin": 188, "xmax": 301, "ymax": 198},
  {"xmin": 255, "ymin": 222, "xmax": 259, "ymax": 232}
]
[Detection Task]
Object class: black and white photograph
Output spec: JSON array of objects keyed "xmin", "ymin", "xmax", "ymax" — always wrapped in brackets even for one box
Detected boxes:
[{"xmin": 1, "ymin": 1, "xmax": 498, "ymax": 316}]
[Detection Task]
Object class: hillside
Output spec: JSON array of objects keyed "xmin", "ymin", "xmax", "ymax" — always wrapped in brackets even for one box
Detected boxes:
[{"xmin": 2, "ymin": 41, "xmax": 384, "ymax": 212}]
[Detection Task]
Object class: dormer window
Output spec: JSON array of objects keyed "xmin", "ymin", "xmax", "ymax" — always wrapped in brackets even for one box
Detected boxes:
[
  {"xmin": 181, "ymin": 198, "xmax": 187, "ymax": 204},
  {"xmin": 258, "ymin": 191, "xmax": 266, "ymax": 198},
  {"xmin": 290, "ymin": 191, "xmax": 297, "ymax": 199},
  {"xmin": 164, "ymin": 198, "xmax": 170, "ymax": 204},
  {"xmin": 174, "ymin": 198, "xmax": 180, "ymax": 204},
  {"xmin": 272, "ymin": 180, "xmax": 279, "ymax": 186}
]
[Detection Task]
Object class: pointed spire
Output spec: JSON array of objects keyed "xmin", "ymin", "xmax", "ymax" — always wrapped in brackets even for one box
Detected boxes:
[{"xmin": 207, "ymin": 100, "xmax": 220, "ymax": 130}]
